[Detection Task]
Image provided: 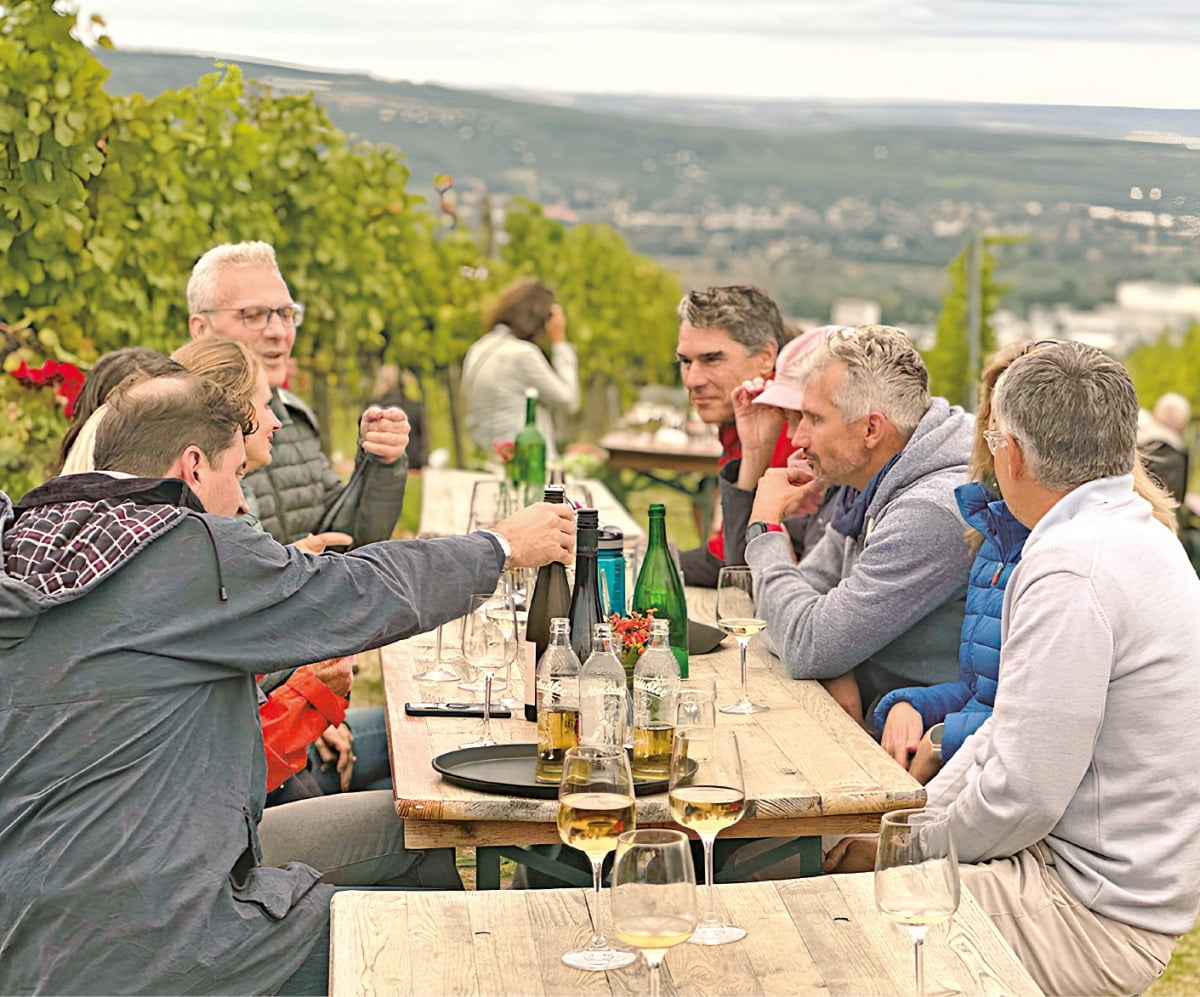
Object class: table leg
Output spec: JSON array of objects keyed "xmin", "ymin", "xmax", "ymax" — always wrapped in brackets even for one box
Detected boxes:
[{"xmin": 714, "ymin": 836, "xmax": 823, "ymax": 882}]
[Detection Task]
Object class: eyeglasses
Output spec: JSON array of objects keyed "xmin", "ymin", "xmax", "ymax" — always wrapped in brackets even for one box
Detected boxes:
[
  {"xmin": 982, "ymin": 428, "xmax": 1008, "ymax": 454},
  {"xmin": 199, "ymin": 303, "xmax": 305, "ymax": 330}
]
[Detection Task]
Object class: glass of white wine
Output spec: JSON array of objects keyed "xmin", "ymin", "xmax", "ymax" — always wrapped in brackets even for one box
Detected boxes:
[
  {"xmin": 611, "ymin": 828, "xmax": 699, "ymax": 997},
  {"xmin": 715, "ymin": 566, "xmax": 769, "ymax": 714},
  {"xmin": 669, "ymin": 727, "xmax": 747, "ymax": 945},
  {"xmin": 874, "ymin": 808, "xmax": 961, "ymax": 997},
  {"xmin": 556, "ymin": 745, "xmax": 638, "ymax": 971}
]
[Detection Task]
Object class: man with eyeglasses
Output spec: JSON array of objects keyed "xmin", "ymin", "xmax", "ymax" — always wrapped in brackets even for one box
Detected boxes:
[
  {"xmin": 187, "ymin": 240, "xmax": 409, "ymax": 550},
  {"xmin": 828, "ymin": 341, "xmax": 1200, "ymax": 996}
]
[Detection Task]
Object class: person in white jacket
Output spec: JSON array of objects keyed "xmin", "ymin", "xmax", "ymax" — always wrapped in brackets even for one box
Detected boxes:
[
  {"xmin": 462, "ymin": 278, "xmax": 579, "ymax": 458},
  {"xmin": 827, "ymin": 340, "xmax": 1200, "ymax": 997}
]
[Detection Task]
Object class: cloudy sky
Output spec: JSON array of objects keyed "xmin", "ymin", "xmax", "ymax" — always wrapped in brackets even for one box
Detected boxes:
[{"xmin": 77, "ymin": 0, "xmax": 1200, "ymax": 108}]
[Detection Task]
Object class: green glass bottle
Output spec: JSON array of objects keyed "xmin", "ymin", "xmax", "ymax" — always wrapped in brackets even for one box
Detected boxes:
[
  {"xmin": 512, "ymin": 388, "xmax": 547, "ymax": 506},
  {"xmin": 631, "ymin": 503, "xmax": 689, "ymax": 677}
]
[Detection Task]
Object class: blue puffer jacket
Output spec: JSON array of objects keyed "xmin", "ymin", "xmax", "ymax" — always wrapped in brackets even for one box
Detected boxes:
[{"xmin": 872, "ymin": 480, "xmax": 1029, "ymax": 762}]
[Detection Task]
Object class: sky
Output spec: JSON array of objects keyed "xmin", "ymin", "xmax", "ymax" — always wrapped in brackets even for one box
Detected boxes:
[{"xmin": 75, "ymin": 0, "xmax": 1200, "ymax": 109}]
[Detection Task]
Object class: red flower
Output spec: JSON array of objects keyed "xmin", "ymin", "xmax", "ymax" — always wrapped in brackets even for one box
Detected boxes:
[
  {"xmin": 8, "ymin": 358, "xmax": 86, "ymax": 418},
  {"xmin": 608, "ymin": 609, "xmax": 657, "ymax": 658},
  {"xmin": 492, "ymin": 439, "xmax": 515, "ymax": 464}
]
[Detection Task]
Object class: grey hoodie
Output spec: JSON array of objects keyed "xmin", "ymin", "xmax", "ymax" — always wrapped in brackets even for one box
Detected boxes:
[
  {"xmin": 746, "ymin": 397, "xmax": 973, "ymax": 699},
  {"xmin": 0, "ymin": 474, "xmax": 502, "ymax": 995}
]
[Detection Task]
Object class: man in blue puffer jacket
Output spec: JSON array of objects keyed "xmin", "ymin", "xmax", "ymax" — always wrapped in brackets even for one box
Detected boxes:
[{"xmin": 873, "ymin": 479, "xmax": 1028, "ymax": 780}]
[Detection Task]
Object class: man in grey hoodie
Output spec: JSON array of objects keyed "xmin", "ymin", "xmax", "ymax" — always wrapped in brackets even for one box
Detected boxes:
[
  {"xmin": 741, "ymin": 325, "xmax": 973, "ymax": 721},
  {"xmin": 0, "ymin": 374, "xmax": 574, "ymax": 995},
  {"xmin": 828, "ymin": 341, "xmax": 1200, "ymax": 995}
]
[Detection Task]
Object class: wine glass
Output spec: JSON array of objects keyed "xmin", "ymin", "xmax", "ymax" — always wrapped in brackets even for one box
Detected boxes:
[
  {"xmin": 675, "ymin": 678, "xmax": 718, "ymax": 730},
  {"xmin": 556, "ymin": 745, "xmax": 638, "ymax": 971},
  {"xmin": 411, "ymin": 620, "xmax": 459, "ymax": 683},
  {"xmin": 668, "ymin": 727, "xmax": 747, "ymax": 945},
  {"xmin": 874, "ymin": 808, "xmax": 961, "ymax": 997},
  {"xmin": 459, "ymin": 594, "xmax": 509, "ymax": 748},
  {"xmin": 610, "ymin": 829, "xmax": 699, "ymax": 997},
  {"xmin": 715, "ymin": 566, "xmax": 769, "ymax": 714},
  {"xmin": 466, "ymin": 478, "xmax": 513, "ymax": 533},
  {"xmin": 459, "ymin": 588, "xmax": 514, "ymax": 694}
]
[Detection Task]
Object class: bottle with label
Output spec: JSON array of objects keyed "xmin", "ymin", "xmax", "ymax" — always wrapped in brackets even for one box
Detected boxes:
[
  {"xmin": 578, "ymin": 623, "xmax": 628, "ymax": 749},
  {"xmin": 512, "ymin": 388, "xmax": 547, "ymax": 506},
  {"xmin": 534, "ymin": 618, "xmax": 581, "ymax": 784},
  {"xmin": 631, "ymin": 503, "xmax": 689, "ymax": 677},
  {"xmin": 567, "ymin": 508, "xmax": 603, "ymax": 666},
  {"xmin": 523, "ymin": 485, "xmax": 572, "ymax": 721},
  {"xmin": 597, "ymin": 526, "xmax": 626, "ymax": 617},
  {"xmin": 631, "ymin": 618, "xmax": 681, "ymax": 780}
]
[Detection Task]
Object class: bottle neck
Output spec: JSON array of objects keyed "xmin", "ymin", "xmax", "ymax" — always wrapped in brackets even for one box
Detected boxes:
[
  {"xmin": 524, "ymin": 396, "xmax": 538, "ymax": 425},
  {"xmin": 647, "ymin": 514, "xmax": 667, "ymax": 547}
]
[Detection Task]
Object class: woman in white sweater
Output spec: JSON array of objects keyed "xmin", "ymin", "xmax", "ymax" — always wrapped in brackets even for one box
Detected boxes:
[{"xmin": 462, "ymin": 278, "xmax": 579, "ymax": 458}]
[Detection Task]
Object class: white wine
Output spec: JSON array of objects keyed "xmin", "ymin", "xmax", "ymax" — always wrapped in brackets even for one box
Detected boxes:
[
  {"xmin": 717, "ymin": 617, "xmax": 767, "ymax": 638},
  {"xmin": 878, "ymin": 904, "xmax": 955, "ymax": 928},
  {"xmin": 557, "ymin": 791, "xmax": 636, "ymax": 858},
  {"xmin": 535, "ymin": 707, "xmax": 580, "ymax": 784},
  {"xmin": 669, "ymin": 785, "xmax": 746, "ymax": 836},
  {"xmin": 613, "ymin": 913, "xmax": 695, "ymax": 953},
  {"xmin": 631, "ymin": 722, "xmax": 674, "ymax": 779}
]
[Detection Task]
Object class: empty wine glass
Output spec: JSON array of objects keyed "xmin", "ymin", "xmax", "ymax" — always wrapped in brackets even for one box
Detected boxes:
[
  {"xmin": 715, "ymin": 566, "xmax": 769, "ymax": 714},
  {"xmin": 411, "ymin": 620, "xmax": 459, "ymax": 683},
  {"xmin": 669, "ymin": 727, "xmax": 747, "ymax": 945},
  {"xmin": 459, "ymin": 594, "xmax": 509, "ymax": 748},
  {"xmin": 611, "ymin": 829, "xmax": 699, "ymax": 997},
  {"xmin": 467, "ymin": 478, "xmax": 513, "ymax": 533},
  {"xmin": 460, "ymin": 588, "xmax": 514, "ymax": 694},
  {"xmin": 874, "ymin": 808, "xmax": 961, "ymax": 997},
  {"xmin": 675, "ymin": 678, "xmax": 718, "ymax": 730},
  {"xmin": 556, "ymin": 745, "xmax": 637, "ymax": 972}
]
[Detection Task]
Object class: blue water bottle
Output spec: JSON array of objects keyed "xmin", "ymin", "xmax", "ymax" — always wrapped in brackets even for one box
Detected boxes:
[{"xmin": 597, "ymin": 526, "xmax": 626, "ymax": 617}]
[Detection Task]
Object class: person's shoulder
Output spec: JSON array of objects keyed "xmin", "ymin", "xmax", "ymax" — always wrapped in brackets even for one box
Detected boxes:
[{"xmin": 276, "ymin": 388, "xmax": 320, "ymax": 431}]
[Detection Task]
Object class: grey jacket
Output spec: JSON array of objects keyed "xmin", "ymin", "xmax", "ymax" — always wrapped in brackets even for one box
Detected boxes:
[
  {"xmin": 746, "ymin": 397, "xmax": 973, "ymax": 700},
  {"xmin": 0, "ymin": 473, "xmax": 502, "ymax": 995},
  {"xmin": 242, "ymin": 388, "xmax": 408, "ymax": 546}
]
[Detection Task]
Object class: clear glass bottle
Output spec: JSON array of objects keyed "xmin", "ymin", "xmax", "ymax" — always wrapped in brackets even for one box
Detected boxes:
[
  {"xmin": 534, "ymin": 618, "xmax": 581, "ymax": 784},
  {"xmin": 524, "ymin": 485, "xmax": 571, "ymax": 721},
  {"xmin": 631, "ymin": 502, "xmax": 689, "ymax": 677},
  {"xmin": 578, "ymin": 622, "xmax": 628, "ymax": 749},
  {"xmin": 631, "ymin": 618, "xmax": 680, "ymax": 780},
  {"xmin": 512, "ymin": 387, "xmax": 547, "ymax": 506}
]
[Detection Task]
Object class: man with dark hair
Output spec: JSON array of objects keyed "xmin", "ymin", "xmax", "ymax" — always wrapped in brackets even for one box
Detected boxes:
[
  {"xmin": 0, "ymin": 374, "xmax": 574, "ymax": 995},
  {"xmin": 828, "ymin": 341, "xmax": 1200, "ymax": 996},
  {"xmin": 674, "ymin": 284, "xmax": 796, "ymax": 586}
]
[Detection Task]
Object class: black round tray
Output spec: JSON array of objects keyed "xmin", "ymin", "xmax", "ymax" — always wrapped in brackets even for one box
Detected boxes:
[{"xmin": 431, "ymin": 742, "xmax": 668, "ymax": 800}]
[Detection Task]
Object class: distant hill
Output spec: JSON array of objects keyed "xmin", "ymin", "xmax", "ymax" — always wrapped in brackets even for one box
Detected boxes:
[{"xmin": 95, "ymin": 49, "xmax": 1200, "ymax": 322}]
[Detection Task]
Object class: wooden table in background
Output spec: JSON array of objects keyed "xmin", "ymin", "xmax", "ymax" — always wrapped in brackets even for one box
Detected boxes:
[
  {"xmin": 329, "ymin": 874, "xmax": 1040, "ymax": 996},
  {"xmin": 600, "ymin": 428, "xmax": 723, "ymax": 539},
  {"xmin": 382, "ymin": 587, "xmax": 924, "ymax": 887},
  {"xmin": 418, "ymin": 467, "xmax": 642, "ymax": 540}
]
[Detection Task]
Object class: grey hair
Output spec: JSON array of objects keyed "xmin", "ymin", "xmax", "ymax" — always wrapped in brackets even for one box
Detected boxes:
[
  {"xmin": 992, "ymin": 340, "xmax": 1137, "ymax": 491},
  {"xmin": 799, "ymin": 324, "xmax": 930, "ymax": 438},
  {"xmin": 187, "ymin": 241, "xmax": 281, "ymax": 313},
  {"xmin": 1153, "ymin": 392, "xmax": 1191, "ymax": 434},
  {"xmin": 676, "ymin": 285, "xmax": 784, "ymax": 355}
]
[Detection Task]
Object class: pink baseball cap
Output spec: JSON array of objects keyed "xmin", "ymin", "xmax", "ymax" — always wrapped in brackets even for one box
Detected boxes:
[{"xmin": 754, "ymin": 325, "xmax": 852, "ymax": 411}]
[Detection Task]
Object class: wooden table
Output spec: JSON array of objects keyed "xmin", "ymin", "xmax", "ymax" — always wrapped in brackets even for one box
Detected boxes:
[
  {"xmin": 382, "ymin": 586, "xmax": 924, "ymax": 887},
  {"xmin": 599, "ymin": 429, "xmax": 723, "ymax": 539},
  {"xmin": 419, "ymin": 468, "xmax": 642, "ymax": 541},
  {"xmin": 329, "ymin": 874, "xmax": 1040, "ymax": 996}
]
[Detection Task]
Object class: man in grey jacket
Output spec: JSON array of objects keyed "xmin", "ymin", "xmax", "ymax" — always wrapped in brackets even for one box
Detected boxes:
[
  {"xmin": 0, "ymin": 375, "xmax": 573, "ymax": 995},
  {"xmin": 828, "ymin": 341, "xmax": 1200, "ymax": 996},
  {"xmin": 187, "ymin": 240, "xmax": 409, "ymax": 549},
  {"xmin": 741, "ymin": 325, "xmax": 973, "ymax": 721}
]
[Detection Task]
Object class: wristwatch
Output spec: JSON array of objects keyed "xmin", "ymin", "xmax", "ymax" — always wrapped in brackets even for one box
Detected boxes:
[
  {"xmin": 928, "ymin": 722, "xmax": 945, "ymax": 761},
  {"xmin": 746, "ymin": 521, "xmax": 773, "ymax": 542}
]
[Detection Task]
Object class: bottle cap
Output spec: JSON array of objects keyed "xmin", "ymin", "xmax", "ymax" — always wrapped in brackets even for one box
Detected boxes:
[
  {"xmin": 597, "ymin": 526, "xmax": 624, "ymax": 551},
  {"xmin": 525, "ymin": 387, "xmax": 539, "ymax": 399},
  {"xmin": 544, "ymin": 485, "xmax": 566, "ymax": 504},
  {"xmin": 576, "ymin": 508, "xmax": 599, "ymax": 529}
]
